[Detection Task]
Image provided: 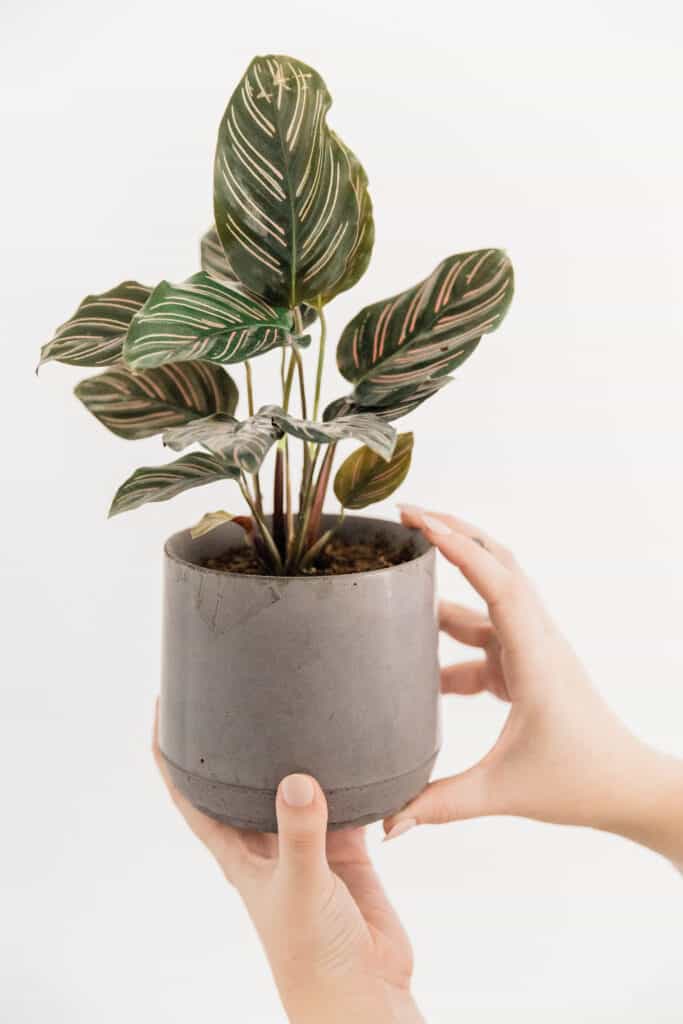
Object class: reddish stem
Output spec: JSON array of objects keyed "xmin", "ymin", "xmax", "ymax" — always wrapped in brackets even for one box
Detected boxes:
[{"xmin": 273, "ymin": 446, "xmax": 286, "ymax": 559}]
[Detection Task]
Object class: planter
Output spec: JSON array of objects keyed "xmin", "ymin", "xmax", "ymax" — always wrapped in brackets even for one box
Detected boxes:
[{"xmin": 159, "ymin": 514, "xmax": 440, "ymax": 831}]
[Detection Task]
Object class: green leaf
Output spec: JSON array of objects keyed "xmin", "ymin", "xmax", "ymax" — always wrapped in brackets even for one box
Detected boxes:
[
  {"xmin": 39, "ymin": 281, "xmax": 151, "ymax": 368},
  {"xmin": 336, "ymin": 250, "xmax": 514, "ymax": 407},
  {"xmin": 123, "ymin": 272, "xmax": 294, "ymax": 370},
  {"xmin": 334, "ymin": 433, "xmax": 414, "ymax": 510},
  {"xmin": 213, "ymin": 55, "xmax": 374, "ymax": 308},
  {"xmin": 74, "ymin": 362, "xmax": 238, "ymax": 440},
  {"xmin": 163, "ymin": 411, "xmax": 282, "ymax": 475},
  {"xmin": 201, "ymin": 225, "xmax": 318, "ymax": 331},
  {"xmin": 323, "ymin": 377, "xmax": 453, "ymax": 424},
  {"xmin": 261, "ymin": 405, "xmax": 397, "ymax": 461},
  {"xmin": 109, "ymin": 452, "xmax": 238, "ymax": 516},
  {"xmin": 200, "ymin": 225, "xmax": 238, "ymax": 282}
]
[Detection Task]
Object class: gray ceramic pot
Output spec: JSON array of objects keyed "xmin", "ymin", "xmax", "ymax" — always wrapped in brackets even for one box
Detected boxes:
[{"xmin": 159, "ymin": 514, "xmax": 440, "ymax": 831}]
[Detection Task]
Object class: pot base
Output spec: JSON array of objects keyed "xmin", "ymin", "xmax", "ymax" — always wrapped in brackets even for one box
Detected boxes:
[{"xmin": 161, "ymin": 748, "xmax": 439, "ymax": 832}]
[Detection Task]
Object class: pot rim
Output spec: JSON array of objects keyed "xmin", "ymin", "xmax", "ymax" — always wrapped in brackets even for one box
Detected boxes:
[{"xmin": 163, "ymin": 512, "xmax": 434, "ymax": 583}]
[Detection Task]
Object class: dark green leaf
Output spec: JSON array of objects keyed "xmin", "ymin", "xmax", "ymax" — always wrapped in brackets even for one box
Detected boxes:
[
  {"xmin": 333, "ymin": 433, "xmax": 414, "ymax": 510},
  {"xmin": 123, "ymin": 272, "xmax": 294, "ymax": 370},
  {"xmin": 201, "ymin": 225, "xmax": 318, "ymax": 330},
  {"xmin": 109, "ymin": 452, "xmax": 238, "ymax": 516},
  {"xmin": 75, "ymin": 362, "xmax": 238, "ymax": 440},
  {"xmin": 336, "ymin": 250, "xmax": 514, "ymax": 407},
  {"xmin": 213, "ymin": 55, "xmax": 373, "ymax": 307},
  {"xmin": 39, "ymin": 281, "xmax": 151, "ymax": 368}
]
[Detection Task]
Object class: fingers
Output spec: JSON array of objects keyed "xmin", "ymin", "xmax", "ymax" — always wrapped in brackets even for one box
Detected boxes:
[
  {"xmin": 275, "ymin": 774, "xmax": 329, "ymax": 887},
  {"xmin": 440, "ymin": 660, "xmax": 490, "ymax": 695},
  {"xmin": 439, "ymin": 600, "xmax": 493, "ymax": 648},
  {"xmin": 152, "ymin": 699, "xmax": 246, "ymax": 881},
  {"xmin": 384, "ymin": 762, "xmax": 492, "ymax": 837},
  {"xmin": 399, "ymin": 506, "xmax": 539, "ymax": 646},
  {"xmin": 399, "ymin": 506, "xmax": 513, "ymax": 605},
  {"xmin": 402, "ymin": 506, "xmax": 517, "ymax": 569}
]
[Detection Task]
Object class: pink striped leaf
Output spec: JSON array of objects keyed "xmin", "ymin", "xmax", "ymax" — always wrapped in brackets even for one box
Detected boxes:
[
  {"xmin": 213, "ymin": 55, "xmax": 373, "ymax": 307},
  {"xmin": 200, "ymin": 225, "xmax": 318, "ymax": 332},
  {"xmin": 38, "ymin": 281, "xmax": 151, "ymax": 368},
  {"xmin": 124, "ymin": 272, "xmax": 294, "ymax": 370},
  {"xmin": 336, "ymin": 250, "xmax": 514, "ymax": 408},
  {"xmin": 75, "ymin": 362, "xmax": 238, "ymax": 440},
  {"xmin": 109, "ymin": 452, "xmax": 239, "ymax": 517}
]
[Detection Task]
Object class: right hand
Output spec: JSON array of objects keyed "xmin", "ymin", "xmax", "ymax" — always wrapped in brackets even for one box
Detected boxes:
[{"xmin": 384, "ymin": 506, "xmax": 683, "ymax": 869}]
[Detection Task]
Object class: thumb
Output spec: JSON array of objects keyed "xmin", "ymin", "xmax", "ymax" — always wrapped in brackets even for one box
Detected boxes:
[
  {"xmin": 276, "ymin": 774, "xmax": 329, "ymax": 884},
  {"xmin": 383, "ymin": 761, "xmax": 492, "ymax": 839}
]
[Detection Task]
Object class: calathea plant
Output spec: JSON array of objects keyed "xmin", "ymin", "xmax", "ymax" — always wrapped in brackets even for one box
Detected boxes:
[{"xmin": 38, "ymin": 55, "xmax": 514, "ymax": 575}]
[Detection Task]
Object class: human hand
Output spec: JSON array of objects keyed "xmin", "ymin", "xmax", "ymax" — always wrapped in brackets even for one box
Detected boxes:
[
  {"xmin": 153, "ymin": 705, "xmax": 423, "ymax": 1024},
  {"xmin": 384, "ymin": 507, "xmax": 683, "ymax": 869}
]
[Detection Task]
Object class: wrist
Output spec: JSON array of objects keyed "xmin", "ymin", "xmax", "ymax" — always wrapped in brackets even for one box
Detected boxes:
[{"xmin": 593, "ymin": 739, "xmax": 683, "ymax": 865}]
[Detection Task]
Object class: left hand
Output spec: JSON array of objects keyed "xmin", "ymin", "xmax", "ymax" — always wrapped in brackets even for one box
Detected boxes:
[{"xmin": 153, "ymin": 704, "xmax": 422, "ymax": 1024}]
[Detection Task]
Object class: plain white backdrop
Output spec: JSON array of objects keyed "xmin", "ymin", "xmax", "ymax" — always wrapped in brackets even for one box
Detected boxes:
[{"xmin": 2, "ymin": 0, "xmax": 682, "ymax": 1020}]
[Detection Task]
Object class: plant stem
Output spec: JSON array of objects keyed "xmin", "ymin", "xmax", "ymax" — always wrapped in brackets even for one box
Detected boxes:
[
  {"xmin": 305, "ymin": 443, "xmax": 336, "ymax": 550},
  {"xmin": 298, "ymin": 509, "xmax": 345, "ymax": 572},
  {"xmin": 240, "ymin": 475, "xmax": 283, "ymax": 574},
  {"xmin": 312, "ymin": 299, "xmax": 326, "ymax": 422},
  {"xmin": 245, "ymin": 361, "xmax": 263, "ymax": 517},
  {"xmin": 273, "ymin": 446, "xmax": 286, "ymax": 559}
]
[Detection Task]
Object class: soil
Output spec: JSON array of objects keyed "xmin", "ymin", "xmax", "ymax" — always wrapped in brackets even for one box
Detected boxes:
[{"xmin": 202, "ymin": 535, "xmax": 415, "ymax": 577}]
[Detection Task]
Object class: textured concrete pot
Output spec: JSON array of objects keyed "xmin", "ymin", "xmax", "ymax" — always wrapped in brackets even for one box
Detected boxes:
[{"xmin": 159, "ymin": 514, "xmax": 440, "ymax": 831}]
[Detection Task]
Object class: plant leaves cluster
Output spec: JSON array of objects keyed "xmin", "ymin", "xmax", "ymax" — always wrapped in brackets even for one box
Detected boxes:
[{"xmin": 39, "ymin": 54, "xmax": 515, "ymax": 573}]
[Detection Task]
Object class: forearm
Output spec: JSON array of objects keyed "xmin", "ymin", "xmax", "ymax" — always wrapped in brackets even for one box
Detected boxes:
[{"xmin": 593, "ymin": 740, "xmax": 683, "ymax": 868}]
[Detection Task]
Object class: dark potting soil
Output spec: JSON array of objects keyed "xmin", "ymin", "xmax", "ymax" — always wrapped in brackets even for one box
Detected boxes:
[{"xmin": 202, "ymin": 535, "xmax": 415, "ymax": 577}]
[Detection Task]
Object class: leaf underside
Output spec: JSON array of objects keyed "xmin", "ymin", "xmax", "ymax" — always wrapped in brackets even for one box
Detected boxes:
[
  {"xmin": 213, "ymin": 54, "xmax": 373, "ymax": 307},
  {"xmin": 75, "ymin": 362, "xmax": 238, "ymax": 440},
  {"xmin": 164, "ymin": 403, "xmax": 396, "ymax": 471},
  {"xmin": 109, "ymin": 452, "xmax": 238, "ymax": 516},
  {"xmin": 336, "ymin": 249, "xmax": 514, "ymax": 408},
  {"xmin": 323, "ymin": 376, "xmax": 453, "ymax": 424},
  {"xmin": 334, "ymin": 433, "xmax": 414, "ymax": 510},
  {"xmin": 260, "ymin": 405, "xmax": 396, "ymax": 461},
  {"xmin": 124, "ymin": 272, "xmax": 294, "ymax": 370},
  {"xmin": 39, "ymin": 281, "xmax": 151, "ymax": 368}
]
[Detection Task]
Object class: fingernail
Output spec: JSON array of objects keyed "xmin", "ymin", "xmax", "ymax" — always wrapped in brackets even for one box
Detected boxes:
[
  {"xmin": 397, "ymin": 503, "xmax": 423, "ymax": 515},
  {"xmin": 421, "ymin": 514, "xmax": 451, "ymax": 535},
  {"xmin": 281, "ymin": 774, "xmax": 314, "ymax": 808},
  {"xmin": 383, "ymin": 818, "xmax": 417, "ymax": 843}
]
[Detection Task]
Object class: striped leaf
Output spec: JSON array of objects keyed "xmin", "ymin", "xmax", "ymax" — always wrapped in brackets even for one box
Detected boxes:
[
  {"xmin": 337, "ymin": 250, "xmax": 514, "ymax": 406},
  {"xmin": 74, "ymin": 362, "xmax": 238, "ymax": 440},
  {"xmin": 109, "ymin": 452, "xmax": 238, "ymax": 516},
  {"xmin": 213, "ymin": 55, "xmax": 374, "ymax": 308},
  {"xmin": 201, "ymin": 225, "xmax": 318, "ymax": 332},
  {"xmin": 261, "ymin": 405, "xmax": 397, "ymax": 461},
  {"xmin": 163, "ymin": 411, "xmax": 282, "ymax": 475},
  {"xmin": 323, "ymin": 377, "xmax": 453, "ymax": 424},
  {"xmin": 334, "ymin": 433, "xmax": 414, "ymax": 510},
  {"xmin": 124, "ymin": 272, "xmax": 294, "ymax": 371},
  {"xmin": 39, "ymin": 281, "xmax": 151, "ymax": 368},
  {"xmin": 200, "ymin": 225, "xmax": 238, "ymax": 281}
]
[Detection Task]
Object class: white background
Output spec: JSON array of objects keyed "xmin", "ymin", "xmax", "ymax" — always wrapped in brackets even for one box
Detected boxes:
[{"xmin": 2, "ymin": 0, "xmax": 682, "ymax": 1020}]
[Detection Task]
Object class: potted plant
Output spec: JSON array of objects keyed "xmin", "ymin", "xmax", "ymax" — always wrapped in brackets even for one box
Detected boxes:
[{"xmin": 38, "ymin": 54, "xmax": 514, "ymax": 830}]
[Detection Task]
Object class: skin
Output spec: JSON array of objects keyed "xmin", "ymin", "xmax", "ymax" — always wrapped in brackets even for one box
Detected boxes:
[
  {"xmin": 153, "ymin": 505, "xmax": 683, "ymax": 1022},
  {"xmin": 153, "ymin": 709, "xmax": 423, "ymax": 1024},
  {"xmin": 384, "ymin": 506, "xmax": 683, "ymax": 872}
]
